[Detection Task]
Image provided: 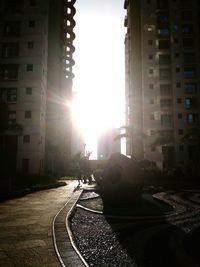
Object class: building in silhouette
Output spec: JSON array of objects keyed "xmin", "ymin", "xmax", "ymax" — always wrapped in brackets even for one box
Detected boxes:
[
  {"xmin": 124, "ymin": 0, "xmax": 200, "ymax": 168},
  {"xmin": 0, "ymin": 0, "xmax": 76, "ymax": 175},
  {"xmin": 97, "ymin": 128, "xmax": 121, "ymax": 160}
]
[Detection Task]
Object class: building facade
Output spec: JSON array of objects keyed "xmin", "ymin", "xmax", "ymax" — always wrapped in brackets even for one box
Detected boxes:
[
  {"xmin": 0, "ymin": 0, "xmax": 76, "ymax": 175},
  {"xmin": 124, "ymin": 0, "xmax": 200, "ymax": 168},
  {"xmin": 97, "ymin": 128, "xmax": 121, "ymax": 160}
]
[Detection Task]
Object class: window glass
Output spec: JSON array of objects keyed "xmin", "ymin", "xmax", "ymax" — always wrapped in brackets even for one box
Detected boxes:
[
  {"xmin": 29, "ymin": 21, "xmax": 35, "ymax": 28},
  {"xmin": 25, "ymin": 111, "xmax": 32, "ymax": 119},
  {"xmin": 2, "ymin": 43, "xmax": 19, "ymax": 58},
  {"xmin": 160, "ymin": 99, "xmax": 172, "ymax": 107},
  {"xmin": 185, "ymin": 83, "xmax": 197, "ymax": 93},
  {"xmin": 161, "ymin": 114, "xmax": 172, "ymax": 125},
  {"xmin": 184, "ymin": 67, "xmax": 196, "ymax": 78},
  {"xmin": 187, "ymin": 113, "xmax": 198, "ymax": 124},
  {"xmin": 183, "ymin": 38, "xmax": 194, "ymax": 47},
  {"xmin": 159, "ymin": 68, "xmax": 171, "ymax": 79},
  {"xmin": 160, "ymin": 84, "xmax": 172, "ymax": 95},
  {"xmin": 185, "ymin": 98, "xmax": 198, "ymax": 109},
  {"xmin": 27, "ymin": 42, "xmax": 34, "ymax": 49},
  {"xmin": 0, "ymin": 64, "xmax": 18, "ymax": 80},
  {"xmin": 158, "ymin": 40, "xmax": 170, "ymax": 49},
  {"xmin": 158, "ymin": 26, "xmax": 170, "ymax": 37},
  {"xmin": 4, "ymin": 21, "xmax": 20, "ymax": 36},
  {"xmin": 183, "ymin": 53, "xmax": 195, "ymax": 63},
  {"xmin": 23, "ymin": 135, "xmax": 30, "ymax": 143},
  {"xmin": 159, "ymin": 54, "xmax": 171, "ymax": 65},
  {"xmin": 26, "ymin": 64, "xmax": 33, "ymax": 71},
  {"xmin": 182, "ymin": 24, "xmax": 193, "ymax": 34},
  {"xmin": 26, "ymin": 87, "xmax": 32, "ymax": 95},
  {"xmin": 0, "ymin": 88, "xmax": 17, "ymax": 103}
]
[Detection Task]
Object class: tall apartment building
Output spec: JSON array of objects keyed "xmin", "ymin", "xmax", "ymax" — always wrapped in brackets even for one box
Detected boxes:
[
  {"xmin": 0, "ymin": 0, "xmax": 76, "ymax": 175},
  {"xmin": 97, "ymin": 128, "xmax": 121, "ymax": 160},
  {"xmin": 124, "ymin": 0, "xmax": 200, "ymax": 168}
]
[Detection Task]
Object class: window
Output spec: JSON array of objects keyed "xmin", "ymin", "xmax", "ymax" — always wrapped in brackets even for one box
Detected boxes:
[
  {"xmin": 160, "ymin": 84, "xmax": 172, "ymax": 95},
  {"xmin": 173, "ymin": 25, "xmax": 179, "ymax": 32},
  {"xmin": 23, "ymin": 135, "xmax": 30, "ymax": 143},
  {"xmin": 7, "ymin": 88, "xmax": 17, "ymax": 102},
  {"xmin": 22, "ymin": 159, "xmax": 29, "ymax": 173},
  {"xmin": 27, "ymin": 42, "xmax": 34, "ymax": 49},
  {"xmin": 8, "ymin": 111, "xmax": 16, "ymax": 125},
  {"xmin": 158, "ymin": 40, "xmax": 170, "ymax": 49},
  {"xmin": 187, "ymin": 113, "xmax": 198, "ymax": 124},
  {"xmin": 182, "ymin": 24, "xmax": 193, "ymax": 34},
  {"xmin": 185, "ymin": 98, "xmax": 190, "ymax": 108},
  {"xmin": 185, "ymin": 98, "xmax": 198, "ymax": 109},
  {"xmin": 4, "ymin": 21, "xmax": 20, "ymax": 36},
  {"xmin": 181, "ymin": 10, "xmax": 193, "ymax": 20},
  {"xmin": 150, "ymin": 130, "xmax": 156, "ymax": 135},
  {"xmin": 26, "ymin": 87, "xmax": 32, "ymax": 95},
  {"xmin": 175, "ymin": 53, "xmax": 180, "ymax": 58},
  {"xmin": 161, "ymin": 114, "xmax": 172, "ymax": 125},
  {"xmin": 29, "ymin": 0, "xmax": 36, "ymax": 6},
  {"xmin": 158, "ymin": 26, "xmax": 170, "ymax": 37},
  {"xmin": 150, "ymin": 114, "xmax": 155, "ymax": 120},
  {"xmin": 178, "ymin": 113, "xmax": 182, "ymax": 119},
  {"xmin": 0, "ymin": 64, "xmax": 18, "ymax": 80},
  {"xmin": 26, "ymin": 64, "xmax": 33, "ymax": 71},
  {"xmin": 29, "ymin": 20, "xmax": 35, "ymax": 28},
  {"xmin": 149, "ymin": 69, "xmax": 154, "ymax": 75},
  {"xmin": 176, "ymin": 67, "xmax": 180, "ymax": 73},
  {"xmin": 184, "ymin": 67, "xmax": 196, "ymax": 78},
  {"xmin": 4, "ymin": 0, "xmax": 22, "ymax": 14},
  {"xmin": 183, "ymin": 53, "xmax": 195, "ymax": 63},
  {"xmin": 157, "ymin": 0, "xmax": 169, "ymax": 9},
  {"xmin": 160, "ymin": 99, "xmax": 172, "ymax": 107},
  {"xmin": 159, "ymin": 68, "xmax": 171, "ymax": 79},
  {"xmin": 177, "ymin": 98, "xmax": 182, "ymax": 103},
  {"xmin": 25, "ymin": 111, "xmax": 32, "ymax": 119},
  {"xmin": 185, "ymin": 83, "xmax": 197, "ymax": 94},
  {"xmin": 159, "ymin": 54, "xmax": 171, "ymax": 65},
  {"xmin": 180, "ymin": 0, "xmax": 190, "ymax": 6},
  {"xmin": 147, "ymin": 26, "xmax": 153, "ymax": 32},
  {"xmin": 183, "ymin": 38, "xmax": 194, "ymax": 47},
  {"xmin": 176, "ymin": 82, "xmax": 181, "ymax": 88},
  {"xmin": 148, "ymin": 54, "xmax": 153, "ymax": 60},
  {"xmin": 179, "ymin": 145, "xmax": 184, "ymax": 151},
  {"xmin": 149, "ymin": 84, "xmax": 154, "ymax": 89},
  {"xmin": 174, "ymin": 38, "xmax": 179, "ymax": 44},
  {"xmin": 0, "ymin": 88, "xmax": 17, "ymax": 103},
  {"xmin": 148, "ymin": 40, "xmax": 153, "ymax": 45},
  {"xmin": 2, "ymin": 43, "xmax": 19, "ymax": 58},
  {"xmin": 178, "ymin": 129, "xmax": 183, "ymax": 135},
  {"xmin": 157, "ymin": 11, "xmax": 169, "ymax": 24}
]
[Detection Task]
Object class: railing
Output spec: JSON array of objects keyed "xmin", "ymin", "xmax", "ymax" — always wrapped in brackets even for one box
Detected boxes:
[{"xmin": 62, "ymin": 0, "xmax": 76, "ymax": 81}]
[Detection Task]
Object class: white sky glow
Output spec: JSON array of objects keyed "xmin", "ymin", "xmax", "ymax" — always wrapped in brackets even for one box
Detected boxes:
[{"xmin": 72, "ymin": 0, "xmax": 126, "ymax": 159}]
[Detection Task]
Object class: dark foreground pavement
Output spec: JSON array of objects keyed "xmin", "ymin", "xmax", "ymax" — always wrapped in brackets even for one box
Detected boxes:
[{"xmin": 0, "ymin": 180, "xmax": 78, "ymax": 267}]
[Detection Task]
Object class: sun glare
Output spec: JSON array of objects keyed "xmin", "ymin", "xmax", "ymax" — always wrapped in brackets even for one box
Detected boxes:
[{"xmin": 72, "ymin": 1, "xmax": 126, "ymax": 158}]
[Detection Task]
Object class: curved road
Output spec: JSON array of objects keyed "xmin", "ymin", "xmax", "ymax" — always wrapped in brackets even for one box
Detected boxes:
[{"xmin": 0, "ymin": 180, "xmax": 77, "ymax": 267}]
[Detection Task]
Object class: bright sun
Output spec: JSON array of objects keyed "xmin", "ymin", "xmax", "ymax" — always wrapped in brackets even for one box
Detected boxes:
[
  {"xmin": 71, "ymin": 89, "xmax": 120, "ymax": 140},
  {"xmin": 71, "ymin": 3, "xmax": 126, "ymax": 158}
]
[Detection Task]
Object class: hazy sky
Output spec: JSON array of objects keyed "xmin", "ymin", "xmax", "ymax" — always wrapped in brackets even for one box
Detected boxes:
[{"xmin": 73, "ymin": 0, "xmax": 126, "ymax": 158}]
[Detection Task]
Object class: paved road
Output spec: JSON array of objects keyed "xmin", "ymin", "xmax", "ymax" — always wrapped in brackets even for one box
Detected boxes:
[{"xmin": 0, "ymin": 180, "xmax": 78, "ymax": 267}]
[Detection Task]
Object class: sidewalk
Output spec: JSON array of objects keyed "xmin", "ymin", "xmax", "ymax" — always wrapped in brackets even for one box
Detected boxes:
[{"xmin": 0, "ymin": 180, "xmax": 79, "ymax": 267}]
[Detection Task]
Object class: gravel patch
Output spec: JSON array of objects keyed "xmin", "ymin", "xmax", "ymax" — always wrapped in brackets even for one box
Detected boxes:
[
  {"xmin": 70, "ymin": 190, "xmax": 200, "ymax": 267},
  {"xmin": 71, "ymin": 208, "xmax": 136, "ymax": 267}
]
